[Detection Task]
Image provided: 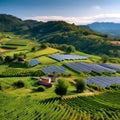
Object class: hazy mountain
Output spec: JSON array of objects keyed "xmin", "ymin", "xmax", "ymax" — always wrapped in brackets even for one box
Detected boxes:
[{"xmin": 88, "ymin": 22, "xmax": 120, "ymax": 37}]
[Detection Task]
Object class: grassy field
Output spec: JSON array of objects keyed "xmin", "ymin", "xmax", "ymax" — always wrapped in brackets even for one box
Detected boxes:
[
  {"xmin": 0, "ymin": 91, "xmax": 119, "ymax": 120},
  {"xmin": 38, "ymin": 56, "xmax": 57, "ymax": 65},
  {"xmin": 0, "ymin": 33, "xmax": 120, "ymax": 120},
  {"xmin": 27, "ymin": 47, "xmax": 63, "ymax": 59}
]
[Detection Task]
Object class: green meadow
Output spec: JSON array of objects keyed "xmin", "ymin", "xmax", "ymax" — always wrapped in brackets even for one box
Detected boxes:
[{"xmin": 0, "ymin": 34, "xmax": 120, "ymax": 120}]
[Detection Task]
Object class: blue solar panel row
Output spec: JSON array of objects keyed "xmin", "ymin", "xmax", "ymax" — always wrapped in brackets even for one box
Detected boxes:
[
  {"xmin": 87, "ymin": 76, "xmax": 120, "ymax": 87},
  {"xmin": 41, "ymin": 65, "xmax": 66, "ymax": 75},
  {"xmin": 64, "ymin": 62, "xmax": 116, "ymax": 73},
  {"xmin": 100, "ymin": 64, "xmax": 120, "ymax": 71},
  {"xmin": 29, "ymin": 59, "xmax": 40, "ymax": 67},
  {"xmin": 50, "ymin": 54, "xmax": 89, "ymax": 61}
]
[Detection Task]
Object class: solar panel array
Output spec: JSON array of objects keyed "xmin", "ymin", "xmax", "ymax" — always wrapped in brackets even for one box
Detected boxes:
[
  {"xmin": 41, "ymin": 65, "xmax": 66, "ymax": 75},
  {"xmin": 50, "ymin": 54, "xmax": 89, "ymax": 61},
  {"xmin": 100, "ymin": 64, "xmax": 120, "ymax": 71},
  {"xmin": 64, "ymin": 62, "xmax": 116, "ymax": 73},
  {"xmin": 29, "ymin": 59, "xmax": 40, "ymax": 67},
  {"xmin": 87, "ymin": 76, "xmax": 120, "ymax": 87}
]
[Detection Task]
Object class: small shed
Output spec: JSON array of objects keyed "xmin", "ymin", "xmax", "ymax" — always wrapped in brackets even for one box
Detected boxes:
[
  {"xmin": 40, "ymin": 76, "xmax": 51, "ymax": 83},
  {"xmin": 48, "ymin": 75, "xmax": 58, "ymax": 82},
  {"xmin": 39, "ymin": 76, "xmax": 53, "ymax": 87},
  {"xmin": 38, "ymin": 76, "xmax": 58, "ymax": 87}
]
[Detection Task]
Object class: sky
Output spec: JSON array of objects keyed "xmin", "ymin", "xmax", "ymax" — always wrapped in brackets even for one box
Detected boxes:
[{"xmin": 1, "ymin": 0, "xmax": 120, "ymax": 24}]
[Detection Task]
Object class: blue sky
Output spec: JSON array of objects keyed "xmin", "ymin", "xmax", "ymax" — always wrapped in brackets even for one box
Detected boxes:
[{"xmin": 1, "ymin": 0, "xmax": 120, "ymax": 24}]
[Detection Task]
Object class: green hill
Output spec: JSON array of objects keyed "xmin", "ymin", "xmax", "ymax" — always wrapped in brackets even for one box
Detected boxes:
[
  {"xmin": 0, "ymin": 14, "xmax": 23, "ymax": 32},
  {"xmin": 0, "ymin": 32, "xmax": 120, "ymax": 120},
  {"xmin": 0, "ymin": 14, "xmax": 120, "ymax": 57}
]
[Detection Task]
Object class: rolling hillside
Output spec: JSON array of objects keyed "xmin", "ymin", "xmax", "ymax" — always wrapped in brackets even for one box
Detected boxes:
[
  {"xmin": 1, "ymin": 14, "xmax": 120, "ymax": 57},
  {"xmin": 0, "ymin": 33, "xmax": 120, "ymax": 120}
]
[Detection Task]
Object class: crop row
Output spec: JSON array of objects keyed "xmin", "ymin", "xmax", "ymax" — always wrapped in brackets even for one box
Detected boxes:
[
  {"xmin": 0, "ymin": 91, "xmax": 120, "ymax": 120},
  {"xmin": 61, "ymin": 91, "xmax": 120, "ymax": 120}
]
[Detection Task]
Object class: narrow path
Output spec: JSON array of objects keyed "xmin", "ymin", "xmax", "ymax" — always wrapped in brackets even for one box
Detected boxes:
[{"xmin": 63, "ymin": 91, "xmax": 103, "ymax": 99}]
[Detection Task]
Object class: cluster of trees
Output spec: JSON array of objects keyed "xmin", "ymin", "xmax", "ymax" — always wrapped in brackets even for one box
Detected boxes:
[
  {"xmin": 43, "ymin": 33, "xmax": 120, "ymax": 57},
  {"xmin": 40, "ymin": 43, "xmax": 76, "ymax": 53},
  {"xmin": 0, "ymin": 52, "xmax": 26, "ymax": 64},
  {"xmin": 13, "ymin": 53, "xmax": 26, "ymax": 61},
  {"xmin": 12, "ymin": 80, "xmax": 25, "ymax": 88},
  {"xmin": 55, "ymin": 79, "xmax": 86, "ymax": 99}
]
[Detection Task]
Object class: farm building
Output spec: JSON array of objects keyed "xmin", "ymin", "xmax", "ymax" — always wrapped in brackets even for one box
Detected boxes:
[
  {"xmin": 48, "ymin": 75, "xmax": 58, "ymax": 82},
  {"xmin": 40, "ymin": 76, "xmax": 52, "ymax": 83},
  {"xmin": 29, "ymin": 59, "xmax": 40, "ymax": 67},
  {"xmin": 39, "ymin": 77, "xmax": 52, "ymax": 87},
  {"xmin": 38, "ymin": 76, "xmax": 58, "ymax": 87}
]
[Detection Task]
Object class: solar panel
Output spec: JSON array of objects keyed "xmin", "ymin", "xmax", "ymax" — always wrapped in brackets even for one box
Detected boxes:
[
  {"xmin": 100, "ymin": 64, "xmax": 120, "ymax": 71},
  {"xmin": 87, "ymin": 76, "xmax": 120, "ymax": 87},
  {"xmin": 29, "ymin": 59, "xmax": 40, "ymax": 67},
  {"xmin": 50, "ymin": 54, "xmax": 89, "ymax": 61},
  {"xmin": 64, "ymin": 62, "xmax": 116, "ymax": 74},
  {"xmin": 41, "ymin": 65, "xmax": 66, "ymax": 75}
]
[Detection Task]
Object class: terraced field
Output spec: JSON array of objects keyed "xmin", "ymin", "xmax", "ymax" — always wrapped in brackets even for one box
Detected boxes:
[
  {"xmin": 0, "ymin": 34, "xmax": 120, "ymax": 120},
  {"xmin": 0, "ymin": 91, "xmax": 120, "ymax": 120}
]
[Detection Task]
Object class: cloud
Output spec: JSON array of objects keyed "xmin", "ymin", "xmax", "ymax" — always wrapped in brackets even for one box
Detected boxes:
[
  {"xmin": 24, "ymin": 14, "xmax": 120, "ymax": 25},
  {"xmin": 91, "ymin": 14, "xmax": 120, "ymax": 23},
  {"xmin": 93, "ymin": 5, "xmax": 102, "ymax": 11},
  {"xmin": 25, "ymin": 16, "xmax": 90, "ymax": 25}
]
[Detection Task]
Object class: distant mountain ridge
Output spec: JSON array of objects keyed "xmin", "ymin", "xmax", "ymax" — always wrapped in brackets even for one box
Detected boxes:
[
  {"xmin": 0, "ymin": 14, "xmax": 94, "ymax": 34},
  {"xmin": 1, "ymin": 14, "xmax": 120, "ymax": 57},
  {"xmin": 88, "ymin": 22, "xmax": 120, "ymax": 37}
]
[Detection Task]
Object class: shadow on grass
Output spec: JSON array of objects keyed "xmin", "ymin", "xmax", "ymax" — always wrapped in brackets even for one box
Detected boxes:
[{"xmin": 8, "ymin": 62, "xmax": 27, "ymax": 68}]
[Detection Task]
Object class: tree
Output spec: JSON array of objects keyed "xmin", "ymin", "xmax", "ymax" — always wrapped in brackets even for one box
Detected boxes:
[
  {"xmin": 18, "ymin": 56, "xmax": 24, "ymax": 61},
  {"xmin": 35, "ymin": 86, "xmax": 46, "ymax": 92},
  {"xmin": 66, "ymin": 46, "xmax": 76, "ymax": 53},
  {"xmin": 75, "ymin": 79, "xmax": 86, "ymax": 93},
  {"xmin": 5, "ymin": 56, "xmax": 12, "ymax": 62},
  {"xmin": 12, "ymin": 80, "xmax": 25, "ymax": 88},
  {"xmin": 31, "ymin": 47, "xmax": 36, "ymax": 51},
  {"xmin": 0, "ymin": 83, "xmax": 2, "ymax": 90},
  {"xmin": 13, "ymin": 53, "xmax": 19, "ymax": 60},
  {"xmin": 83, "ymin": 31, "xmax": 89, "ymax": 36},
  {"xmin": 55, "ymin": 79, "xmax": 69, "ymax": 99},
  {"xmin": 18, "ymin": 53, "xmax": 26, "ymax": 61},
  {"xmin": 24, "ymin": 61, "xmax": 30, "ymax": 68},
  {"xmin": 101, "ymin": 55, "xmax": 109, "ymax": 63},
  {"xmin": 0, "ymin": 56, "xmax": 4, "ymax": 64},
  {"xmin": 41, "ymin": 43, "xmax": 48, "ymax": 49},
  {"xmin": 13, "ymin": 53, "xmax": 26, "ymax": 61}
]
